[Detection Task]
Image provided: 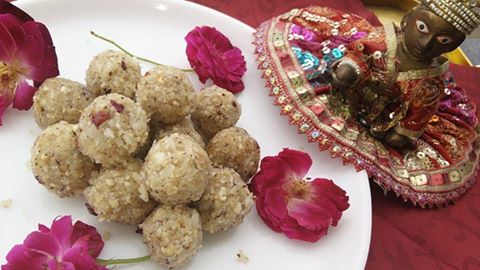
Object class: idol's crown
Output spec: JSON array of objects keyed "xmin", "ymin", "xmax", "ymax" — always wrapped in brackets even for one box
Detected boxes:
[{"xmin": 423, "ymin": 0, "xmax": 480, "ymax": 34}]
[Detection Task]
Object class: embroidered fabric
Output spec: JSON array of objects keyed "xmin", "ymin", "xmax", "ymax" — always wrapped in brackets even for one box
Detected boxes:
[{"xmin": 253, "ymin": 6, "xmax": 480, "ymax": 207}]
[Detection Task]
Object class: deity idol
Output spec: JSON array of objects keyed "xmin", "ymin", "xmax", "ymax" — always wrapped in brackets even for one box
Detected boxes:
[{"xmin": 254, "ymin": 0, "xmax": 480, "ymax": 207}]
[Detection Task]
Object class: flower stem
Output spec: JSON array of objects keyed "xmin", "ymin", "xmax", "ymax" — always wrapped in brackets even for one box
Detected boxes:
[
  {"xmin": 96, "ymin": 255, "xmax": 151, "ymax": 266},
  {"xmin": 90, "ymin": 31, "xmax": 193, "ymax": 72}
]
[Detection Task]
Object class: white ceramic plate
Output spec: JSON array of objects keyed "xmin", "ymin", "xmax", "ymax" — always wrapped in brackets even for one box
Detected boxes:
[{"xmin": 0, "ymin": 0, "xmax": 371, "ymax": 269}]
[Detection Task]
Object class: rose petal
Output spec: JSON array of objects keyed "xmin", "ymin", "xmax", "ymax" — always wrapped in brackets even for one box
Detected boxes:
[
  {"xmin": 91, "ymin": 111, "xmax": 110, "ymax": 128},
  {"xmin": 287, "ymin": 198, "xmax": 332, "ymax": 231},
  {"xmin": 60, "ymin": 262, "xmax": 77, "ymax": 270},
  {"xmin": 23, "ymin": 231, "xmax": 62, "ymax": 258},
  {"xmin": 311, "ymin": 196, "xmax": 344, "ymax": 226},
  {"xmin": 310, "ymin": 178, "xmax": 350, "ymax": 212},
  {"xmin": 110, "ymin": 99, "xmax": 124, "ymax": 113},
  {"xmin": 20, "ymin": 22, "xmax": 59, "ymax": 82},
  {"xmin": 71, "ymin": 221, "xmax": 104, "ymax": 258},
  {"xmin": 0, "ymin": 1, "xmax": 34, "ymax": 23},
  {"xmin": 62, "ymin": 241, "xmax": 106, "ymax": 270},
  {"xmin": 2, "ymin": 17, "xmax": 26, "ymax": 52},
  {"xmin": 3, "ymin": 244, "xmax": 48, "ymax": 270},
  {"xmin": 310, "ymin": 178, "xmax": 347, "ymax": 197},
  {"xmin": 214, "ymin": 77, "xmax": 244, "ymax": 94},
  {"xmin": 16, "ymin": 23, "xmax": 43, "ymax": 68},
  {"xmin": 249, "ymin": 155, "xmax": 291, "ymax": 195},
  {"xmin": 12, "ymin": 78, "xmax": 36, "ymax": 110},
  {"xmin": 47, "ymin": 260, "xmax": 76, "ymax": 270},
  {"xmin": 0, "ymin": 15, "xmax": 18, "ymax": 62},
  {"xmin": 263, "ymin": 186, "xmax": 288, "ymax": 225},
  {"xmin": 224, "ymin": 48, "xmax": 246, "ymax": 74},
  {"xmin": 280, "ymin": 216, "xmax": 327, "ymax": 243},
  {"xmin": 48, "ymin": 216, "xmax": 74, "ymax": 252},
  {"xmin": 278, "ymin": 148, "xmax": 313, "ymax": 178},
  {"xmin": 38, "ymin": 224, "xmax": 50, "ymax": 233},
  {"xmin": 254, "ymin": 197, "xmax": 282, "ymax": 233}
]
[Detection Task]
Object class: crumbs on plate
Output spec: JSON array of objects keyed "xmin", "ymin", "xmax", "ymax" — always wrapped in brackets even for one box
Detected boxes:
[
  {"xmin": 1, "ymin": 199, "xmax": 12, "ymax": 208},
  {"xmin": 236, "ymin": 249, "xmax": 249, "ymax": 263},
  {"xmin": 103, "ymin": 230, "xmax": 111, "ymax": 241}
]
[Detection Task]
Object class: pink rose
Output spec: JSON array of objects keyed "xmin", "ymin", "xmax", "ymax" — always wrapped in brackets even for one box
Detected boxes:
[
  {"xmin": 185, "ymin": 26, "xmax": 246, "ymax": 93},
  {"xmin": 1, "ymin": 216, "xmax": 107, "ymax": 270},
  {"xmin": 249, "ymin": 148, "xmax": 350, "ymax": 242}
]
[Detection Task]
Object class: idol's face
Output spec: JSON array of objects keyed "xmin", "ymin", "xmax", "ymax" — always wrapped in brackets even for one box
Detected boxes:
[{"xmin": 403, "ymin": 7, "xmax": 466, "ymax": 60}]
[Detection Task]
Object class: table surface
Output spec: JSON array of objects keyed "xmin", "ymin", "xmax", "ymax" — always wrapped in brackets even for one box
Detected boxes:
[
  {"xmin": 461, "ymin": 39, "xmax": 480, "ymax": 66},
  {"xmin": 189, "ymin": 0, "xmax": 480, "ymax": 269}
]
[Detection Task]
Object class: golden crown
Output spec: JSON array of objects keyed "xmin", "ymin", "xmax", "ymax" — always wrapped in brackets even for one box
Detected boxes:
[{"xmin": 423, "ymin": 0, "xmax": 480, "ymax": 34}]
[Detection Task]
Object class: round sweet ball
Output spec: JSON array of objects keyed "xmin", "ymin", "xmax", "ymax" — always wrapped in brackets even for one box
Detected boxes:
[
  {"xmin": 77, "ymin": 93, "xmax": 149, "ymax": 167},
  {"xmin": 31, "ymin": 122, "xmax": 96, "ymax": 198},
  {"xmin": 85, "ymin": 50, "xmax": 141, "ymax": 98},
  {"xmin": 191, "ymin": 85, "xmax": 241, "ymax": 139},
  {"xmin": 157, "ymin": 118, "xmax": 205, "ymax": 149},
  {"xmin": 140, "ymin": 205, "xmax": 202, "ymax": 269},
  {"xmin": 83, "ymin": 160, "xmax": 157, "ymax": 225},
  {"xmin": 33, "ymin": 77, "xmax": 93, "ymax": 129},
  {"xmin": 137, "ymin": 65, "xmax": 194, "ymax": 124},
  {"xmin": 143, "ymin": 133, "xmax": 212, "ymax": 205},
  {"xmin": 207, "ymin": 127, "xmax": 260, "ymax": 181},
  {"xmin": 195, "ymin": 167, "xmax": 253, "ymax": 233}
]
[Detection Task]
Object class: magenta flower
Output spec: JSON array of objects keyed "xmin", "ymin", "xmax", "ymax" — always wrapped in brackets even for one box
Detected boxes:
[
  {"xmin": 0, "ymin": 1, "xmax": 59, "ymax": 125},
  {"xmin": 185, "ymin": 26, "xmax": 246, "ymax": 94},
  {"xmin": 1, "ymin": 216, "xmax": 107, "ymax": 270},
  {"xmin": 249, "ymin": 149, "xmax": 350, "ymax": 242}
]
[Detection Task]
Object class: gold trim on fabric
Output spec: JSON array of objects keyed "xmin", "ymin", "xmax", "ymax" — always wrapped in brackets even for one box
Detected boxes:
[
  {"xmin": 397, "ymin": 59, "xmax": 450, "ymax": 81},
  {"xmin": 382, "ymin": 22, "xmax": 399, "ymax": 84},
  {"xmin": 398, "ymin": 154, "xmax": 479, "ymax": 193}
]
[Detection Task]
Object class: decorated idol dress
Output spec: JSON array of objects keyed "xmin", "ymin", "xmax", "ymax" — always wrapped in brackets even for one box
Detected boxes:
[{"xmin": 254, "ymin": 6, "xmax": 479, "ymax": 207}]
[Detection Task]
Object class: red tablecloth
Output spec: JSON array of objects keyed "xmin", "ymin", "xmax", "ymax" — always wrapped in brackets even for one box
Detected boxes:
[{"xmin": 191, "ymin": 0, "xmax": 480, "ymax": 269}]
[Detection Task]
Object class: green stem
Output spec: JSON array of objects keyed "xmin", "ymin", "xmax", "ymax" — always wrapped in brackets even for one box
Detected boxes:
[
  {"xmin": 90, "ymin": 31, "xmax": 193, "ymax": 72},
  {"xmin": 96, "ymin": 255, "xmax": 151, "ymax": 266}
]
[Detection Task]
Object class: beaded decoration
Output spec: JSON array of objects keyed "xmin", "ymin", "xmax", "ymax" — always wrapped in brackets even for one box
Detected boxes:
[{"xmin": 423, "ymin": 0, "xmax": 480, "ymax": 34}]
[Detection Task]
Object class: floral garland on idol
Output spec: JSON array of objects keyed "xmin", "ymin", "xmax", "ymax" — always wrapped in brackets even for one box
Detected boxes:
[{"xmin": 1, "ymin": 1, "xmax": 349, "ymax": 269}]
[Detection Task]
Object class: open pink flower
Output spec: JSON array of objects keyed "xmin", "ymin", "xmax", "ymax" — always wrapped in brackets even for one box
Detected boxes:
[
  {"xmin": 2, "ymin": 216, "xmax": 107, "ymax": 270},
  {"xmin": 185, "ymin": 26, "xmax": 246, "ymax": 94},
  {"xmin": 0, "ymin": 1, "xmax": 59, "ymax": 125},
  {"xmin": 249, "ymin": 148, "xmax": 350, "ymax": 242}
]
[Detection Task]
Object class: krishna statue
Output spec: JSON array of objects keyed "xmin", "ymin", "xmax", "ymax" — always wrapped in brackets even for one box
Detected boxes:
[{"xmin": 254, "ymin": 0, "xmax": 480, "ymax": 207}]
